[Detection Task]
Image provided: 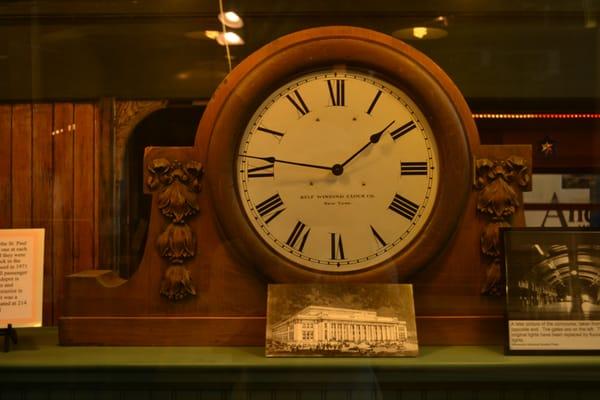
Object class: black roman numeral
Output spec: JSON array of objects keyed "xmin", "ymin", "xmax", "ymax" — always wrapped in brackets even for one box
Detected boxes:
[
  {"xmin": 255, "ymin": 193, "xmax": 285, "ymax": 223},
  {"xmin": 286, "ymin": 90, "xmax": 310, "ymax": 116},
  {"xmin": 390, "ymin": 121, "xmax": 416, "ymax": 141},
  {"xmin": 330, "ymin": 233, "xmax": 345, "ymax": 260},
  {"xmin": 286, "ymin": 221, "xmax": 310, "ymax": 251},
  {"xmin": 327, "ymin": 79, "xmax": 345, "ymax": 106},
  {"xmin": 389, "ymin": 194, "xmax": 419, "ymax": 220},
  {"xmin": 247, "ymin": 161, "xmax": 274, "ymax": 178},
  {"xmin": 401, "ymin": 161, "xmax": 428, "ymax": 175},
  {"xmin": 370, "ymin": 225, "xmax": 387, "ymax": 247},
  {"xmin": 366, "ymin": 90, "xmax": 382, "ymax": 115},
  {"xmin": 257, "ymin": 126, "xmax": 284, "ymax": 138}
]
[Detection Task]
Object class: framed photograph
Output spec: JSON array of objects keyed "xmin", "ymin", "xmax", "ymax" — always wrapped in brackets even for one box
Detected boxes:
[
  {"xmin": 266, "ymin": 283, "xmax": 418, "ymax": 357},
  {"xmin": 503, "ymin": 228, "xmax": 600, "ymax": 354}
]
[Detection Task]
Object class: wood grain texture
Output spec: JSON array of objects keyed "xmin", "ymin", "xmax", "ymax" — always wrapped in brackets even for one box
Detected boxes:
[
  {"xmin": 52, "ymin": 103, "xmax": 75, "ymax": 324},
  {"xmin": 59, "ymin": 316, "xmax": 267, "ymax": 346},
  {"xmin": 73, "ymin": 104, "xmax": 95, "ymax": 272},
  {"xmin": 0, "ymin": 105, "xmax": 11, "ymax": 228},
  {"xmin": 32, "ymin": 103, "xmax": 55, "ymax": 325},
  {"xmin": 96, "ymin": 98, "xmax": 114, "ymax": 269},
  {"xmin": 477, "ymin": 118, "xmax": 600, "ymax": 172},
  {"xmin": 0, "ymin": 101, "xmax": 104, "ymax": 325},
  {"xmin": 58, "ymin": 28, "xmax": 523, "ymax": 346},
  {"xmin": 204, "ymin": 25, "xmax": 475, "ymax": 284},
  {"xmin": 93, "ymin": 102, "xmax": 102, "ymax": 270},
  {"xmin": 59, "ymin": 315, "xmax": 505, "ymax": 346},
  {"xmin": 11, "ymin": 104, "xmax": 32, "ymax": 228}
]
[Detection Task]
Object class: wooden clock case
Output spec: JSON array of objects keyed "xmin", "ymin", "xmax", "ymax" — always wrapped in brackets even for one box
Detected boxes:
[{"xmin": 59, "ymin": 27, "xmax": 531, "ymax": 346}]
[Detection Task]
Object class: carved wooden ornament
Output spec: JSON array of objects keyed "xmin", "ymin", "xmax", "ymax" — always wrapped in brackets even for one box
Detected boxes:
[
  {"xmin": 146, "ymin": 158, "xmax": 203, "ymax": 300},
  {"xmin": 475, "ymin": 156, "xmax": 531, "ymax": 295},
  {"xmin": 59, "ymin": 27, "xmax": 532, "ymax": 346}
]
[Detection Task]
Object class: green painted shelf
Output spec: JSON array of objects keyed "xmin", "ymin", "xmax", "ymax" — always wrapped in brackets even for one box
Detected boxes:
[{"xmin": 2, "ymin": 328, "xmax": 600, "ymax": 399}]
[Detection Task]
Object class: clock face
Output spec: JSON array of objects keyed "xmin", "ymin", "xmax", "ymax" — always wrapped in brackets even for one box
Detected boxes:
[{"xmin": 236, "ymin": 70, "xmax": 439, "ymax": 273}]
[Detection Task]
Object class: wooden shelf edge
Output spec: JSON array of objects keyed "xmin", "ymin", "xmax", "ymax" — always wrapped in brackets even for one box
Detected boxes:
[{"xmin": 59, "ymin": 315, "xmax": 505, "ymax": 346}]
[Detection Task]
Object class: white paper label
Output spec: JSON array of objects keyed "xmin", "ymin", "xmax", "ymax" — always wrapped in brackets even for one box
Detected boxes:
[
  {"xmin": 509, "ymin": 320, "xmax": 600, "ymax": 350},
  {"xmin": 0, "ymin": 229, "xmax": 44, "ymax": 327}
]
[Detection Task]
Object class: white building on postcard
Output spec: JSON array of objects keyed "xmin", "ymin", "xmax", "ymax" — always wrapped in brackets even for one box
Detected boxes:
[{"xmin": 271, "ymin": 305, "xmax": 407, "ymax": 345}]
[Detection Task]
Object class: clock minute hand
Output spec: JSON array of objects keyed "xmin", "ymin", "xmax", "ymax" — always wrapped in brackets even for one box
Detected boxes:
[
  {"xmin": 241, "ymin": 154, "xmax": 333, "ymax": 171},
  {"xmin": 340, "ymin": 120, "xmax": 395, "ymax": 168}
]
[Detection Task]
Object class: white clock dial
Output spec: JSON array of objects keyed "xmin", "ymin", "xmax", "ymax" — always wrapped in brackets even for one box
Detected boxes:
[{"xmin": 236, "ymin": 70, "xmax": 439, "ymax": 272}]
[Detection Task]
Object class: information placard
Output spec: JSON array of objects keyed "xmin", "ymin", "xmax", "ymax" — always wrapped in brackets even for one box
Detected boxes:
[
  {"xmin": 0, "ymin": 229, "xmax": 45, "ymax": 328},
  {"xmin": 509, "ymin": 320, "xmax": 600, "ymax": 351},
  {"xmin": 503, "ymin": 228, "xmax": 600, "ymax": 354}
]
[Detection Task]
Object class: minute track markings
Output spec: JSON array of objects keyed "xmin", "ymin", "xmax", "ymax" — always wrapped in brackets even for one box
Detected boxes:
[{"xmin": 235, "ymin": 69, "xmax": 440, "ymax": 272}]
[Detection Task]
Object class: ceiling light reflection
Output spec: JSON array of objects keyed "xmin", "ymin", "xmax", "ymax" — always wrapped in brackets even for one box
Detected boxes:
[
  {"xmin": 204, "ymin": 30, "xmax": 219, "ymax": 40},
  {"xmin": 392, "ymin": 27, "xmax": 447, "ymax": 40},
  {"xmin": 216, "ymin": 31, "xmax": 244, "ymax": 46},
  {"xmin": 413, "ymin": 27, "xmax": 428, "ymax": 39},
  {"xmin": 218, "ymin": 11, "xmax": 244, "ymax": 28}
]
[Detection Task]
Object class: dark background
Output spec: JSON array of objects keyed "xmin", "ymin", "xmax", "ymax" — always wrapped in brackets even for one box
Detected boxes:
[{"xmin": 1, "ymin": 0, "xmax": 599, "ymax": 109}]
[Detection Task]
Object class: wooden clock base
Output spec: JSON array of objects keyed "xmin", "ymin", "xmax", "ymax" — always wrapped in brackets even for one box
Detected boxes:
[
  {"xmin": 59, "ymin": 314, "xmax": 505, "ymax": 346},
  {"xmin": 59, "ymin": 27, "xmax": 531, "ymax": 346},
  {"xmin": 59, "ymin": 143, "xmax": 528, "ymax": 346}
]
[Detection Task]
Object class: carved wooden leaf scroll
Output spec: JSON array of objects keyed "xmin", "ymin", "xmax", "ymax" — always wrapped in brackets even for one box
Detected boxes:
[
  {"xmin": 475, "ymin": 156, "xmax": 530, "ymax": 296},
  {"xmin": 157, "ymin": 223, "xmax": 196, "ymax": 263},
  {"xmin": 160, "ymin": 265, "xmax": 197, "ymax": 301},
  {"xmin": 146, "ymin": 157, "xmax": 203, "ymax": 301}
]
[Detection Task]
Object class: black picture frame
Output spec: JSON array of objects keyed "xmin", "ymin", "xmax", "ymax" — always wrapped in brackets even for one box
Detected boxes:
[{"xmin": 503, "ymin": 227, "xmax": 600, "ymax": 355}]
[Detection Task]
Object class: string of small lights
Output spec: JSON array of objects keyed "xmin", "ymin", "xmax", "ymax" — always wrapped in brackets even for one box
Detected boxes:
[{"xmin": 473, "ymin": 113, "xmax": 600, "ymax": 119}]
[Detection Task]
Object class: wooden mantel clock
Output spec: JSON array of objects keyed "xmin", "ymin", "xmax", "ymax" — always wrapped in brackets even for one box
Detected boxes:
[{"xmin": 59, "ymin": 26, "xmax": 531, "ymax": 346}]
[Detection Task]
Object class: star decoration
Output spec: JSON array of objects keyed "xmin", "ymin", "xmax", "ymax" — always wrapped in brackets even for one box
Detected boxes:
[{"xmin": 539, "ymin": 137, "xmax": 556, "ymax": 157}]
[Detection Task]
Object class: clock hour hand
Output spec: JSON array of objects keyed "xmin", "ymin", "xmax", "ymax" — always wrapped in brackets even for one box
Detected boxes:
[
  {"xmin": 241, "ymin": 154, "xmax": 333, "ymax": 171},
  {"xmin": 339, "ymin": 120, "xmax": 395, "ymax": 168}
]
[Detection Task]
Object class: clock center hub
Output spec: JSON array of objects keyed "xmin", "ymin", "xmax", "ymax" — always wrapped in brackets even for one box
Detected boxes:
[{"xmin": 331, "ymin": 164, "xmax": 343, "ymax": 176}]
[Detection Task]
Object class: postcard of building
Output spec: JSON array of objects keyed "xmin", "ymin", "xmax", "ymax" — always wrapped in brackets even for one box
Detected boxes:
[{"xmin": 266, "ymin": 283, "xmax": 418, "ymax": 357}]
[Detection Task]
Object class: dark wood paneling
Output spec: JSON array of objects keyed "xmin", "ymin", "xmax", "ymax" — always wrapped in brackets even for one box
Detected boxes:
[
  {"xmin": 32, "ymin": 104, "xmax": 55, "ymax": 325},
  {"xmin": 4, "ymin": 101, "xmax": 595, "ymax": 331},
  {"xmin": 52, "ymin": 103, "xmax": 75, "ymax": 324},
  {"xmin": 0, "ymin": 105, "xmax": 11, "ymax": 228},
  {"xmin": 96, "ymin": 98, "xmax": 114, "ymax": 269},
  {"xmin": 1, "ymin": 101, "xmax": 103, "ymax": 324},
  {"xmin": 11, "ymin": 104, "xmax": 32, "ymax": 228},
  {"xmin": 477, "ymin": 118, "xmax": 600, "ymax": 172},
  {"xmin": 93, "ymin": 103, "xmax": 102, "ymax": 270},
  {"xmin": 73, "ymin": 104, "xmax": 95, "ymax": 272}
]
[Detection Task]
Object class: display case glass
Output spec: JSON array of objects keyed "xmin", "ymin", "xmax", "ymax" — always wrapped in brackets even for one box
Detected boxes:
[{"xmin": 1, "ymin": 3, "xmax": 600, "ymax": 395}]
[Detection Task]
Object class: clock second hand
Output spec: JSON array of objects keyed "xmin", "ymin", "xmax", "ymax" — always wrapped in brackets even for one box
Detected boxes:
[{"xmin": 240, "ymin": 154, "xmax": 333, "ymax": 171}]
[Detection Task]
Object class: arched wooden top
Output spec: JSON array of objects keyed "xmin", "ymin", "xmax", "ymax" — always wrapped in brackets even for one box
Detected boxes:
[
  {"xmin": 195, "ymin": 26, "xmax": 480, "ymax": 153},
  {"xmin": 197, "ymin": 26, "xmax": 479, "ymax": 282}
]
